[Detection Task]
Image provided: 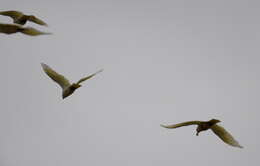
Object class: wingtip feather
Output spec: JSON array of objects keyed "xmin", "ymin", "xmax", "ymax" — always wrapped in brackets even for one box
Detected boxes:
[
  {"xmin": 41, "ymin": 63, "xmax": 48, "ymax": 68},
  {"xmin": 94, "ymin": 69, "xmax": 104, "ymax": 75},
  {"xmin": 160, "ymin": 124, "xmax": 170, "ymax": 129}
]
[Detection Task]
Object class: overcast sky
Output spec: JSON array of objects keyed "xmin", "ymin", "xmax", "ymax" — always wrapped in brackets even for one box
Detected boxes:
[{"xmin": 1, "ymin": 0, "xmax": 260, "ymax": 166}]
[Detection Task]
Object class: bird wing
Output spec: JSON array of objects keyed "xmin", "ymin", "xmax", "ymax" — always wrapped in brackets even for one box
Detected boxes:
[
  {"xmin": 0, "ymin": 11, "xmax": 23, "ymax": 20},
  {"xmin": 0, "ymin": 23, "xmax": 20, "ymax": 33},
  {"xmin": 160, "ymin": 121, "xmax": 201, "ymax": 129},
  {"xmin": 76, "ymin": 69, "xmax": 103, "ymax": 84},
  {"xmin": 20, "ymin": 27, "xmax": 51, "ymax": 36},
  {"xmin": 28, "ymin": 16, "xmax": 48, "ymax": 26},
  {"xmin": 41, "ymin": 63, "xmax": 71, "ymax": 90},
  {"xmin": 211, "ymin": 124, "xmax": 243, "ymax": 148}
]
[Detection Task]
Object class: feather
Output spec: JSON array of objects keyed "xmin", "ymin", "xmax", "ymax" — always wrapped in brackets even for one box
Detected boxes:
[
  {"xmin": 160, "ymin": 121, "xmax": 201, "ymax": 129},
  {"xmin": 28, "ymin": 15, "xmax": 47, "ymax": 26},
  {"xmin": 41, "ymin": 63, "xmax": 71, "ymax": 90},
  {"xmin": 0, "ymin": 11, "xmax": 23, "ymax": 20},
  {"xmin": 0, "ymin": 10, "xmax": 47, "ymax": 26},
  {"xmin": 20, "ymin": 27, "xmax": 51, "ymax": 36},
  {"xmin": 76, "ymin": 69, "xmax": 103, "ymax": 84},
  {"xmin": 211, "ymin": 124, "xmax": 243, "ymax": 148}
]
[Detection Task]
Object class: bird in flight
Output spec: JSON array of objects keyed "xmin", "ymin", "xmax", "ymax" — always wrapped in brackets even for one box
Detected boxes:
[
  {"xmin": 0, "ymin": 10, "xmax": 47, "ymax": 26},
  {"xmin": 161, "ymin": 119, "xmax": 243, "ymax": 148},
  {"xmin": 41, "ymin": 63, "xmax": 103, "ymax": 99},
  {"xmin": 0, "ymin": 23, "xmax": 51, "ymax": 36}
]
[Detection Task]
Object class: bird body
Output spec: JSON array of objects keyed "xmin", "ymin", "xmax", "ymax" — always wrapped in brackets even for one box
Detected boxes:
[
  {"xmin": 0, "ymin": 10, "xmax": 47, "ymax": 26},
  {"xmin": 0, "ymin": 23, "xmax": 51, "ymax": 36},
  {"xmin": 41, "ymin": 63, "xmax": 103, "ymax": 99},
  {"xmin": 161, "ymin": 119, "xmax": 243, "ymax": 148},
  {"xmin": 62, "ymin": 83, "xmax": 81, "ymax": 99}
]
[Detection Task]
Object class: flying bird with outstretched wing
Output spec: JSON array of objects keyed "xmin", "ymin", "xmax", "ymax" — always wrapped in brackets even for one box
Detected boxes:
[
  {"xmin": 161, "ymin": 119, "xmax": 243, "ymax": 148},
  {"xmin": 0, "ymin": 10, "xmax": 47, "ymax": 26},
  {"xmin": 0, "ymin": 23, "xmax": 51, "ymax": 36},
  {"xmin": 41, "ymin": 63, "xmax": 103, "ymax": 99}
]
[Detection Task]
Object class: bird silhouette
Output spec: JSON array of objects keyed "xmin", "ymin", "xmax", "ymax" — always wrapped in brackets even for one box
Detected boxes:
[
  {"xmin": 0, "ymin": 23, "xmax": 51, "ymax": 36},
  {"xmin": 0, "ymin": 10, "xmax": 47, "ymax": 26},
  {"xmin": 41, "ymin": 63, "xmax": 103, "ymax": 99},
  {"xmin": 161, "ymin": 119, "xmax": 243, "ymax": 148}
]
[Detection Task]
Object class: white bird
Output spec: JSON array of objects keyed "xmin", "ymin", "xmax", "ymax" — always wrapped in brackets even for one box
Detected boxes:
[
  {"xmin": 41, "ymin": 63, "xmax": 103, "ymax": 99},
  {"xmin": 161, "ymin": 119, "xmax": 243, "ymax": 148},
  {"xmin": 0, "ymin": 10, "xmax": 47, "ymax": 26},
  {"xmin": 0, "ymin": 23, "xmax": 51, "ymax": 36}
]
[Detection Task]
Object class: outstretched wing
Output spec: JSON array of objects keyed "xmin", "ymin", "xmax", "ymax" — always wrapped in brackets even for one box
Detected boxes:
[
  {"xmin": 160, "ymin": 121, "xmax": 201, "ymax": 129},
  {"xmin": 0, "ymin": 11, "xmax": 23, "ymax": 20},
  {"xmin": 20, "ymin": 27, "xmax": 51, "ymax": 36},
  {"xmin": 0, "ymin": 23, "xmax": 20, "ymax": 34},
  {"xmin": 41, "ymin": 63, "xmax": 71, "ymax": 90},
  {"xmin": 28, "ymin": 16, "xmax": 48, "ymax": 26},
  {"xmin": 76, "ymin": 69, "xmax": 103, "ymax": 84},
  {"xmin": 211, "ymin": 124, "xmax": 243, "ymax": 148}
]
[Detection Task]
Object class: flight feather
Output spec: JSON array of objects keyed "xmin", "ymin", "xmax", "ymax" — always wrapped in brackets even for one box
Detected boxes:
[{"xmin": 41, "ymin": 63, "xmax": 71, "ymax": 89}]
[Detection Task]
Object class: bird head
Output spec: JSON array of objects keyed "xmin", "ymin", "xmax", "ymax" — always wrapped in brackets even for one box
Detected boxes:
[
  {"xmin": 209, "ymin": 119, "xmax": 221, "ymax": 124},
  {"xmin": 72, "ymin": 84, "xmax": 81, "ymax": 89},
  {"xmin": 28, "ymin": 15, "xmax": 36, "ymax": 19}
]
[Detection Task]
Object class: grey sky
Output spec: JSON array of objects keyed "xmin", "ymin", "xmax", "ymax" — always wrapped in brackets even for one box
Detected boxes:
[{"xmin": 1, "ymin": 0, "xmax": 260, "ymax": 166}]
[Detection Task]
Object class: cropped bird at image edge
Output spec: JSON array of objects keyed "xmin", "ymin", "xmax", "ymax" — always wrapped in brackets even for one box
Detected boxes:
[
  {"xmin": 161, "ymin": 119, "xmax": 243, "ymax": 148},
  {"xmin": 0, "ymin": 23, "xmax": 51, "ymax": 36},
  {"xmin": 0, "ymin": 10, "xmax": 47, "ymax": 26}
]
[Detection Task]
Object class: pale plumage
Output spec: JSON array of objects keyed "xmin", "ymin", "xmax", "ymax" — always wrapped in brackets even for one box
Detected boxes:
[
  {"xmin": 210, "ymin": 124, "xmax": 243, "ymax": 148},
  {"xmin": 41, "ymin": 63, "xmax": 103, "ymax": 99},
  {"xmin": 0, "ymin": 23, "xmax": 51, "ymax": 36},
  {"xmin": 0, "ymin": 10, "xmax": 47, "ymax": 26},
  {"xmin": 161, "ymin": 119, "xmax": 243, "ymax": 148}
]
